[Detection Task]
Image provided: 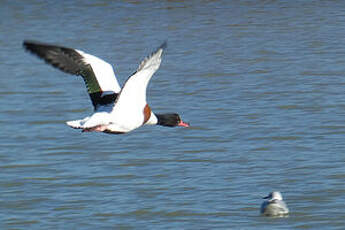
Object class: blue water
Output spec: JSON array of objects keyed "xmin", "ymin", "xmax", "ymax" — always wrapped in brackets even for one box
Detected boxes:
[{"xmin": 1, "ymin": 0, "xmax": 345, "ymax": 229}]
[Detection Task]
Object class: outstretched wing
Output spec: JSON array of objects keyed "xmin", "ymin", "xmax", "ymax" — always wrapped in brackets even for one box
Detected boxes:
[
  {"xmin": 110, "ymin": 42, "xmax": 167, "ymax": 127},
  {"xmin": 23, "ymin": 40, "xmax": 121, "ymax": 110}
]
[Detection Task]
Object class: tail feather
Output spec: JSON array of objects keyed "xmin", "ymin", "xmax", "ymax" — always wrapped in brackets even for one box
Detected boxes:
[{"xmin": 66, "ymin": 117, "xmax": 90, "ymax": 129}]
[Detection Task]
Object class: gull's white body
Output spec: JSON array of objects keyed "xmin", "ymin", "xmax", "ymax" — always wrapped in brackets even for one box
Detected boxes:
[{"xmin": 260, "ymin": 191, "xmax": 289, "ymax": 217}]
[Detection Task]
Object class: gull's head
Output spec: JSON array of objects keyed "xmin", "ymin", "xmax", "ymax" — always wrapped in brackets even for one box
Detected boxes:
[{"xmin": 263, "ymin": 191, "xmax": 283, "ymax": 201}]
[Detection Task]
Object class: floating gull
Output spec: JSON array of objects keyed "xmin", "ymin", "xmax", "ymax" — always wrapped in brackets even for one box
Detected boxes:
[{"xmin": 260, "ymin": 191, "xmax": 289, "ymax": 217}]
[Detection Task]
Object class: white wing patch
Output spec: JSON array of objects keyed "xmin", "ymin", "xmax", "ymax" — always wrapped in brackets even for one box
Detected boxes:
[
  {"xmin": 108, "ymin": 44, "xmax": 165, "ymax": 131},
  {"xmin": 76, "ymin": 49, "xmax": 121, "ymax": 93}
]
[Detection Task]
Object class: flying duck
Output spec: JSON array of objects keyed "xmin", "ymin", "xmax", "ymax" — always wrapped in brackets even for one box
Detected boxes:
[
  {"xmin": 23, "ymin": 40, "xmax": 189, "ymax": 134},
  {"xmin": 260, "ymin": 191, "xmax": 289, "ymax": 217}
]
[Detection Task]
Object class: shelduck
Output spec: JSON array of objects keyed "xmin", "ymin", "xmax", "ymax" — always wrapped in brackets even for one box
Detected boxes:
[{"xmin": 23, "ymin": 40, "xmax": 189, "ymax": 134}]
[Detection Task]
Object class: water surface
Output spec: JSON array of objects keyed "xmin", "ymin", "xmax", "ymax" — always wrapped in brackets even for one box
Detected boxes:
[{"xmin": 1, "ymin": 0, "xmax": 345, "ymax": 229}]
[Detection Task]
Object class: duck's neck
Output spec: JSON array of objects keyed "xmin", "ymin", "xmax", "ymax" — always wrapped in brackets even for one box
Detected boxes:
[
  {"xmin": 145, "ymin": 112, "xmax": 158, "ymax": 125},
  {"xmin": 155, "ymin": 113, "xmax": 179, "ymax": 127}
]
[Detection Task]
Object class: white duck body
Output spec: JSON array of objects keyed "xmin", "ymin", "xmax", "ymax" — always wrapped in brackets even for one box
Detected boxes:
[{"xmin": 69, "ymin": 43, "xmax": 165, "ymax": 133}]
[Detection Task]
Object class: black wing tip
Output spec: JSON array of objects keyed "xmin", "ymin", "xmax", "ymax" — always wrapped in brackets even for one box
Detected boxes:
[
  {"xmin": 23, "ymin": 40, "xmax": 43, "ymax": 56},
  {"xmin": 23, "ymin": 39, "xmax": 33, "ymax": 46},
  {"xmin": 22, "ymin": 40, "xmax": 50, "ymax": 59},
  {"xmin": 149, "ymin": 41, "xmax": 167, "ymax": 57},
  {"xmin": 23, "ymin": 40, "xmax": 35, "ymax": 50},
  {"xmin": 23, "ymin": 40, "xmax": 70, "ymax": 52},
  {"xmin": 23, "ymin": 39, "xmax": 36, "ymax": 44},
  {"xmin": 160, "ymin": 41, "xmax": 167, "ymax": 50},
  {"xmin": 23, "ymin": 40, "xmax": 46, "ymax": 49},
  {"xmin": 22, "ymin": 39, "xmax": 85, "ymax": 76},
  {"xmin": 23, "ymin": 40, "xmax": 49, "ymax": 53}
]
